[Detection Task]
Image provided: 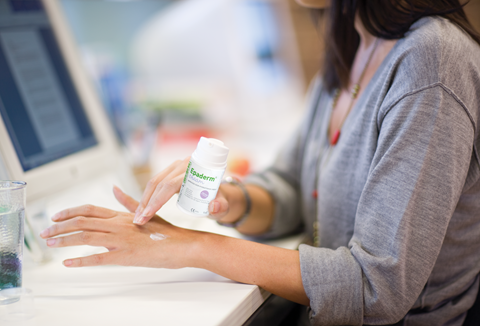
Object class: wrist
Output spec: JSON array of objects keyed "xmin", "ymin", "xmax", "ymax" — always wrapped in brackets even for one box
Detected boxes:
[
  {"xmin": 187, "ymin": 230, "xmax": 221, "ymax": 270},
  {"xmin": 183, "ymin": 229, "xmax": 207, "ymax": 268}
]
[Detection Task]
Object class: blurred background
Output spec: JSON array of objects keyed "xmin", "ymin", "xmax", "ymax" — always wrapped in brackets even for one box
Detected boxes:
[{"xmin": 59, "ymin": 0, "xmax": 480, "ymax": 189}]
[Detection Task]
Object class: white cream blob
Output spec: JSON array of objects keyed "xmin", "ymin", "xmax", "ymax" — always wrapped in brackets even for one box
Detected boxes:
[{"xmin": 150, "ymin": 233, "xmax": 169, "ymax": 241}]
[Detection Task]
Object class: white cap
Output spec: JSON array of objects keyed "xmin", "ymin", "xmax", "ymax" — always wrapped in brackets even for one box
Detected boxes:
[{"xmin": 192, "ymin": 137, "xmax": 229, "ymax": 169}]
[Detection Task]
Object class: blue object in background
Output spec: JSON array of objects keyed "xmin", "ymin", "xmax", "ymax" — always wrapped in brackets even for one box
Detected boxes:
[
  {"xmin": 9, "ymin": 0, "xmax": 43, "ymax": 11},
  {"xmin": 60, "ymin": 0, "xmax": 172, "ymax": 142}
]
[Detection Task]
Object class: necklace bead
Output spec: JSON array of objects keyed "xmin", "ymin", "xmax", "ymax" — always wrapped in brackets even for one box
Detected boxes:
[
  {"xmin": 315, "ymin": 39, "xmax": 380, "ymax": 247},
  {"xmin": 331, "ymin": 130, "xmax": 341, "ymax": 145},
  {"xmin": 352, "ymin": 84, "xmax": 360, "ymax": 98},
  {"xmin": 328, "ymin": 39, "xmax": 379, "ymax": 147}
]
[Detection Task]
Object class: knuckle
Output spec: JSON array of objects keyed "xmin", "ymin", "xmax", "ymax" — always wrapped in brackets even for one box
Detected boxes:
[
  {"xmin": 83, "ymin": 204, "xmax": 95, "ymax": 216},
  {"xmin": 92, "ymin": 254, "xmax": 103, "ymax": 265},
  {"xmin": 55, "ymin": 236, "xmax": 64, "ymax": 247},
  {"xmin": 50, "ymin": 223, "xmax": 59, "ymax": 235},
  {"xmin": 146, "ymin": 178, "xmax": 159, "ymax": 189},
  {"xmin": 58, "ymin": 209, "xmax": 68, "ymax": 219},
  {"xmin": 74, "ymin": 216, "xmax": 86, "ymax": 228},
  {"xmin": 163, "ymin": 179, "xmax": 178, "ymax": 191},
  {"xmin": 80, "ymin": 232, "xmax": 91, "ymax": 244},
  {"xmin": 155, "ymin": 180, "xmax": 166, "ymax": 191}
]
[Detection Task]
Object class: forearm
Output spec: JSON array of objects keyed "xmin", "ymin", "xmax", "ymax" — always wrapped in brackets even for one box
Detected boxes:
[
  {"xmin": 192, "ymin": 231, "xmax": 309, "ymax": 306},
  {"xmin": 217, "ymin": 183, "xmax": 275, "ymax": 235}
]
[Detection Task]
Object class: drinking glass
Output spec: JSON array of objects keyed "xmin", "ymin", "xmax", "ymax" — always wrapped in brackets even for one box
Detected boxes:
[
  {"xmin": 0, "ymin": 181, "xmax": 26, "ymax": 304},
  {"xmin": 0, "ymin": 287, "xmax": 35, "ymax": 321}
]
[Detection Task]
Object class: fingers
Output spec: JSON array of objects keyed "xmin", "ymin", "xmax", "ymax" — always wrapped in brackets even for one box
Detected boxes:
[
  {"xmin": 134, "ymin": 157, "xmax": 190, "ymax": 225},
  {"xmin": 45, "ymin": 231, "xmax": 115, "ymax": 249},
  {"xmin": 40, "ymin": 216, "xmax": 112, "ymax": 239},
  {"xmin": 113, "ymin": 186, "xmax": 139, "ymax": 213},
  {"xmin": 136, "ymin": 159, "xmax": 185, "ymax": 216},
  {"xmin": 136, "ymin": 174, "xmax": 184, "ymax": 224},
  {"xmin": 63, "ymin": 251, "xmax": 122, "ymax": 268},
  {"xmin": 53, "ymin": 204, "xmax": 116, "ymax": 222}
]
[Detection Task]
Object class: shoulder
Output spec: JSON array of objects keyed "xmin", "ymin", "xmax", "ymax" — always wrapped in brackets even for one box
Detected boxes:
[
  {"xmin": 378, "ymin": 16, "xmax": 480, "ymax": 177},
  {"xmin": 380, "ymin": 16, "xmax": 480, "ymax": 128},
  {"xmin": 389, "ymin": 16, "xmax": 480, "ymax": 91}
]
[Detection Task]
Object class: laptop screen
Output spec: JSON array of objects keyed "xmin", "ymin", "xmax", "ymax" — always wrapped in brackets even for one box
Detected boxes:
[{"xmin": 0, "ymin": 0, "xmax": 97, "ymax": 172}]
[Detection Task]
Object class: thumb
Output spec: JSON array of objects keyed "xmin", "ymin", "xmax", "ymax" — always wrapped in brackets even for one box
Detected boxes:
[
  {"xmin": 113, "ymin": 186, "xmax": 139, "ymax": 213},
  {"xmin": 208, "ymin": 196, "xmax": 230, "ymax": 221}
]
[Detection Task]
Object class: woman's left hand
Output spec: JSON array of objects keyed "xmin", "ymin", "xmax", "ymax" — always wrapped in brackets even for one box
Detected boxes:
[
  {"xmin": 39, "ymin": 187, "xmax": 200, "ymax": 269},
  {"xmin": 39, "ymin": 188, "xmax": 310, "ymax": 306}
]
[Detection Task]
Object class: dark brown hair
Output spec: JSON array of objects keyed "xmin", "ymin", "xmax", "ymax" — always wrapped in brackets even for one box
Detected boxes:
[{"xmin": 312, "ymin": 0, "xmax": 480, "ymax": 93}]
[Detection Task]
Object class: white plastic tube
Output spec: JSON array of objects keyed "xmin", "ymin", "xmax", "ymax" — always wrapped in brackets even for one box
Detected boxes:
[{"xmin": 177, "ymin": 137, "xmax": 229, "ymax": 216}]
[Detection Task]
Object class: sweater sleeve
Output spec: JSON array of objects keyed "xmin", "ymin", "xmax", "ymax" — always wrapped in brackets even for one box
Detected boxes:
[
  {"xmin": 244, "ymin": 78, "xmax": 323, "ymax": 239},
  {"xmin": 300, "ymin": 85, "xmax": 475, "ymax": 325}
]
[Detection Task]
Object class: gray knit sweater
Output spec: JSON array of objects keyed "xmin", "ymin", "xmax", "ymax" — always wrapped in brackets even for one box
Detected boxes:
[{"xmin": 247, "ymin": 16, "xmax": 480, "ymax": 325}]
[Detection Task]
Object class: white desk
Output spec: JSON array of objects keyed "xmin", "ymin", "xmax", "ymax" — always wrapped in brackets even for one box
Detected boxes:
[{"xmin": 4, "ymin": 188, "xmax": 304, "ymax": 326}]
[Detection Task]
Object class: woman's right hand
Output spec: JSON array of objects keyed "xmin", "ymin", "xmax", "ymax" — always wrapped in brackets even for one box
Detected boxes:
[{"xmin": 133, "ymin": 157, "xmax": 231, "ymax": 225}]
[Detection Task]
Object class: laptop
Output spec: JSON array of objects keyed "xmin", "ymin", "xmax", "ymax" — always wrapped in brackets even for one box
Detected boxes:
[{"xmin": 0, "ymin": 0, "xmax": 141, "ymax": 264}]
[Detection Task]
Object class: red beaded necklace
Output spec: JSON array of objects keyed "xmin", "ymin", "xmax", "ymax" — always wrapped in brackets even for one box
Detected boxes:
[
  {"xmin": 311, "ymin": 38, "xmax": 379, "ymax": 247},
  {"xmin": 328, "ymin": 38, "xmax": 379, "ymax": 146}
]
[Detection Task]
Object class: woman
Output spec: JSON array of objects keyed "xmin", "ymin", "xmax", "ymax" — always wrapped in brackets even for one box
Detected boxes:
[{"xmin": 40, "ymin": 0, "xmax": 480, "ymax": 324}]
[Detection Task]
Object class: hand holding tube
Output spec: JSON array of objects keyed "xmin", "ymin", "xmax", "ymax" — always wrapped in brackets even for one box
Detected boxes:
[{"xmin": 133, "ymin": 156, "xmax": 233, "ymax": 225}]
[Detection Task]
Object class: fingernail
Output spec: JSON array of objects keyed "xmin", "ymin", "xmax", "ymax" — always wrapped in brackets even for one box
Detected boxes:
[
  {"xmin": 209, "ymin": 201, "xmax": 219, "ymax": 214},
  {"xmin": 47, "ymin": 238, "xmax": 56, "ymax": 246},
  {"xmin": 134, "ymin": 210, "xmax": 140, "ymax": 219},
  {"xmin": 142, "ymin": 207, "xmax": 151, "ymax": 217},
  {"xmin": 52, "ymin": 213, "xmax": 59, "ymax": 221},
  {"xmin": 133, "ymin": 214, "xmax": 142, "ymax": 224},
  {"xmin": 40, "ymin": 228, "xmax": 49, "ymax": 238},
  {"xmin": 64, "ymin": 260, "xmax": 72, "ymax": 267}
]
